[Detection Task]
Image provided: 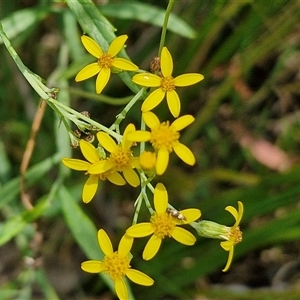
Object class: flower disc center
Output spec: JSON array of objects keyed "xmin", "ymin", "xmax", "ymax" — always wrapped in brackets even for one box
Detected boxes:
[
  {"xmin": 98, "ymin": 53, "xmax": 114, "ymax": 69},
  {"xmin": 161, "ymin": 76, "xmax": 175, "ymax": 92}
]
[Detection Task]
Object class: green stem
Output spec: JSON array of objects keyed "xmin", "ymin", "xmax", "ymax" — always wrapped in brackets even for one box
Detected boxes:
[
  {"xmin": 133, "ymin": 192, "xmax": 143, "ymax": 225},
  {"xmin": 111, "ymin": 88, "xmax": 145, "ymax": 132},
  {"xmin": 67, "ymin": 87, "xmax": 133, "ymax": 106},
  {"xmin": 0, "ymin": 21, "xmax": 56, "ymax": 100},
  {"xmin": 47, "ymin": 98, "xmax": 122, "ymax": 141},
  {"xmin": 158, "ymin": 0, "xmax": 175, "ymax": 55}
]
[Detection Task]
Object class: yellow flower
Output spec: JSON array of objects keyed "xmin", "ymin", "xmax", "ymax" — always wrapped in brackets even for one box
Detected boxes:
[
  {"xmin": 88, "ymin": 124, "xmax": 140, "ymax": 187},
  {"xmin": 126, "ymin": 183, "xmax": 201, "ymax": 260},
  {"xmin": 220, "ymin": 201, "xmax": 243, "ymax": 272},
  {"xmin": 127, "ymin": 111, "xmax": 196, "ymax": 175},
  {"xmin": 62, "ymin": 140, "xmax": 126, "ymax": 203},
  {"xmin": 139, "ymin": 151, "xmax": 156, "ymax": 171},
  {"xmin": 75, "ymin": 35, "xmax": 138, "ymax": 94},
  {"xmin": 81, "ymin": 229, "xmax": 154, "ymax": 300},
  {"xmin": 132, "ymin": 47, "xmax": 204, "ymax": 117}
]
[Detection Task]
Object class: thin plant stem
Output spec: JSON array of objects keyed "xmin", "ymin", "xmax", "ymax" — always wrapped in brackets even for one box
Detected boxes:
[
  {"xmin": 133, "ymin": 192, "xmax": 143, "ymax": 225},
  {"xmin": 158, "ymin": 0, "xmax": 175, "ymax": 55},
  {"xmin": 47, "ymin": 98, "xmax": 122, "ymax": 140},
  {"xmin": 0, "ymin": 21, "xmax": 56, "ymax": 100},
  {"xmin": 111, "ymin": 88, "xmax": 145, "ymax": 133}
]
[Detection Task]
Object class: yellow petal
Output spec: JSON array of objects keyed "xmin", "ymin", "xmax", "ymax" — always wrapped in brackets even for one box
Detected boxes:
[
  {"xmin": 115, "ymin": 279, "xmax": 128, "ymax": 300},
  {"xmin": 82, "ymin": 175, "xmax": 98, "ymax": 203},
  {"xmin": 225, "ymin": 205, "xmax": 238, "ymax": 223},
  {"xmin": 80, "ymin": 140, "xmax": 99, "ymax": 163},
  {"xmin": 174, "ymin": 73, "xmax": 204, "ymax": 86},
  {"xmin": 220, "ymin": 240, "xmax": 233, "ymax": 251},
  {"xmin": 61, "ymin": 158, "xmax": 89, "ymax": 171},
  {"xmin": 126, "ymin": 131, "xmax": 151, "ymax": 142},
  {"xmin": 81, "ymin": 35, "xmax": 103, "ymax": 58},
  {"xmin": 98, "ymin": 229, "xmax": 113, "ymax": 255},
  {"xmin": 118, "ymin": 234, "xmax": 133, "ymax": 256},
  {"xmin": 236, "ymin": 201, "xmax": 244, "ymax": 226},
  {"xmin": 123, "ymin": 167, "xmax": 140, "ymax": 187},
  {"xmin": 108, "ymin": 35, "xmax": 128, "ymax": 57},
  {"xmin": 113, "ymin": 57, "xmax": 138, "ymax": 71},
  {"xmin": 160, "ymin": 47, "xmax": 173, "ymax": 77},
  {"xmin": 132, "ymin": 73, "xmax": 161, "ymax": 87},
  {"xmin": 142, "ymin": 111, "xmax": 160, "ymax": 129},
  {"xmin": 141, "ymin": 89, "xmax": 165, "ymax": 113},
  {"xmin": 97, "ymin": 131, "xmax": 118, "ymax": 153},
  {"xmin": 171, "ymin": 227, "xmax": 196, "ymax": 246},
  {"xmin": 179, "ymin": 208, "xmax": 201, "ymax": 223},
  {"xmin": 126, "ymin": 269, "xmax": 154, "ymax": 286},
  {"xmin": 122, "ymin": 123, "xmax": 136, "ymax": 150},
  {"xmin": 88, "ymin": 159, "xmax": 114, "ymax": 174},
  {"xmin": 126, "ymin": 223, "xmax": 154, "ymax": 237},
  {"xmin": 154, "ymin": 183, "xmax": 168, "ymax": 214},
  {"xmin": 95, "ymin": 68, "xmax": 111, "ymax": 94},
  {"xmin": 81, "ymin": 260, "xmax": 104, "ymax": 273},
  {"xmin": 156, "ymin": 148, "xmax": 169, "ymax": 175},
  {"xmin": 222, "ymin": 245, "xmax": 234, "ymax": 272},
  {"xmin": 143, "ymin": 235, "xmax": 162, "ymax": 260},
  {"xmin": 107, "ymin": 171, "xmax": 126, "ymax": 186},
  {"xmin": 166, "ymin": 90, "xmax": 180, "ymax": 118},
  {"xmin": 171, "ymin": 115, "xmax": 195, "ymax": 131},
  {"xmin": 173, "ymin": 143, "xmax": 195, "ymax": 166},
  {"xmin": 75, "ymin": 63, "xmax": 100, "ymax": 82}
]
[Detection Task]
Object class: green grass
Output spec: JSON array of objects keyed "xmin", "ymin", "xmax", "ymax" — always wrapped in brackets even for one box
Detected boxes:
[{"xmin": 1, "ymin": 0, "xmax": 300, "ymax": 299}]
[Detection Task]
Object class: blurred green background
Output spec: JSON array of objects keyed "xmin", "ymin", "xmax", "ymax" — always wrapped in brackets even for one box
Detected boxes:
[{"xmin": 1, "ymin": 0, "xmax": 300, "ymax": 299}]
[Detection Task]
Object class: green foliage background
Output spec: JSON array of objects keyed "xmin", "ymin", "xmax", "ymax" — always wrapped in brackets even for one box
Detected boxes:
[{"xmin": 1, "ymin": 0, "xmax": 300, "ymax": 299}]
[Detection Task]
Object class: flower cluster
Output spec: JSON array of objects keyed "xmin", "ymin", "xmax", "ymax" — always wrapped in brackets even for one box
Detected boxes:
[{"xmin": 62, "ymin": 34, "xmax": 244, "ymax": 299}]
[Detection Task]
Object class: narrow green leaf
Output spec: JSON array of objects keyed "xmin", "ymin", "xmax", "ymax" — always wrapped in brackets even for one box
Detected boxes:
[
  {"xmin": 99, "ymin": 2, "xmax": 196, "ymax": 39},
  {"xmin": 59, "ymin": 185, "xmax": 101, "ymax": 258},
  {"xmin": 0, "ymin": 138, "xmax": 11, "ymax": 183},
  {"xmin": 0, "ymin": 153, "xmax": 61, "ymax": 209},
  {"xmin": 0, "ymin": 198, "xmax": 49, "ymax": 246},
  {"xmin": 0, "ymin": 7, "xmax": 49, "ymax": 44}
]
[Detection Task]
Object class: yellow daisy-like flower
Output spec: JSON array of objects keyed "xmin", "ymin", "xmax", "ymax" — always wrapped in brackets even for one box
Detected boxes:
[
  {"xmin": 127, "ymin": 111, "xmax": 195, "ymax": 175},
  {"xmin": 132, "ymin": 46, "xmax": 204, "ymax": 117},
  {"xmin": 126, "ymin": 183, "xmax": 201, "ymax": 260},
  {"xmin": 220, "ymin": 201, "xmax": 243, "ymax": 272},
  {"xmin": 81, "ymin": 229, "xmax": 154, "ymax": 300},
  {"xmin": 62, "ymin": 139, "xmax": 126, "ymax": 203},
  {"xmin": 75, "ymin": 35, "xmax": 138, "ymax": 94},
  {"xmin": 89, "ymin": 124, "xmax": 140, "ymax": 187}
]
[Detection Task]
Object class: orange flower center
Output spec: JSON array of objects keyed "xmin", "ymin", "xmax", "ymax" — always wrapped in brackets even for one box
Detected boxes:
[
  {"xmin": 98, "ymin": 53, "xmax": 114, "ymax": 69},
  {"xmin": 161, "ymin": 76, "xmax": 175, "ymax": 92},
  {"xmin": 150, "ymin": 212, "xmax": 176, "ymax": 239},
  {"xmin": 230, "ymin": 226, "xmax": 243, "ymax": 245},
  {"xmin": 110, "ymin": 147, "xmax": 132, "ymax": 171},
  {"xmin": 103, "ymin": 251, "xmax": 131, "ymax": 281},
  {"xmin": 150, "ymin": 122, "xmax": 180, "ymax": 152}
]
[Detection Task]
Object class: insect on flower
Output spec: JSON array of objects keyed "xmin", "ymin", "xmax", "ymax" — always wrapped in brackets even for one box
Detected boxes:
[{"xmin": 166, "ymin": 207, "xmax": 186, "ymax": 221}]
